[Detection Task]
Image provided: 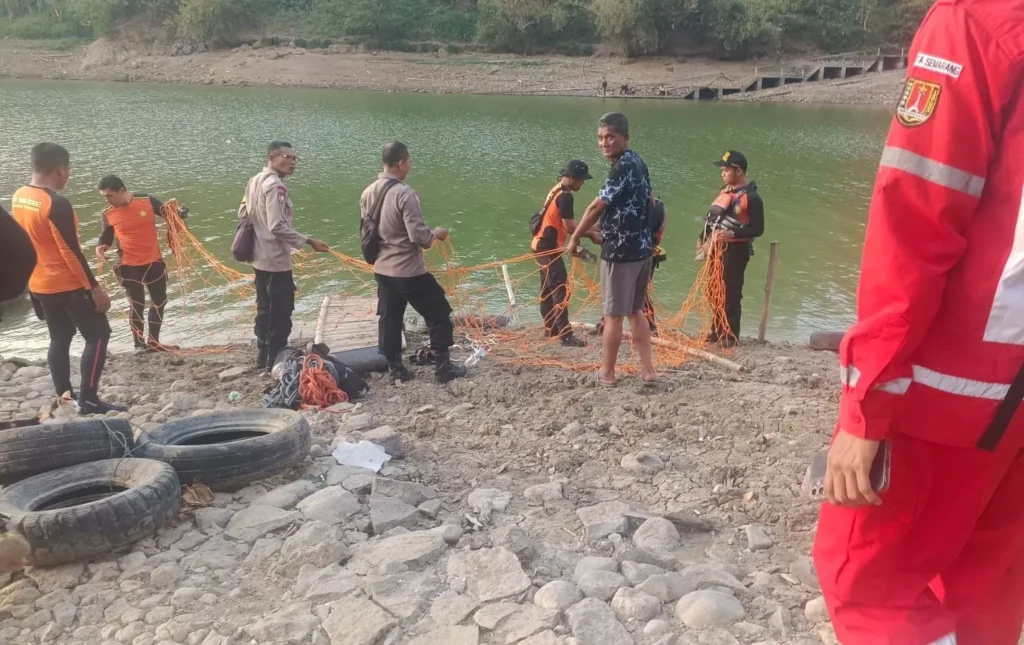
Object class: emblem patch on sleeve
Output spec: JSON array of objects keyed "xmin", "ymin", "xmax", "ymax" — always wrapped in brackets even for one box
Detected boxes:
[{"xmin": 896, "ymin": 78, "xmax": 941, "ymax": 127}]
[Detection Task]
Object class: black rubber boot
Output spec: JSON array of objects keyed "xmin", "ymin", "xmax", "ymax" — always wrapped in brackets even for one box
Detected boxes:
[
  {"xmin": 79, "ymin": 396, "xmax": 127, "ymax": 415},
  {"xmin": 388, "ymin": 359, "xmax": 414, "ymax": 384},
  {"xmin": 560, "ymin": 334, "xmax": 586, "ymax": 348},
  {"xmin": 256, "ymin": 343, "xmax": 269, "ymax": 371},
  {"xmin": 434, "ymin": 351, "xmax": 467, "ymax": 384}
]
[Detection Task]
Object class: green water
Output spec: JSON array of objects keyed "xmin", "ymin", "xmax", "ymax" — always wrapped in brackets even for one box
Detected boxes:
[{"xmin": 0, "ymin": 80, "xmax": 889, "ymax": 355}]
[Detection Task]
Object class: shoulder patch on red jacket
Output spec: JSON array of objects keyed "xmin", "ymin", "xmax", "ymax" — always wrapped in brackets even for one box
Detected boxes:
[{"xmin": 896, "ymin": 78, "xmax": 941, "ymax": 127}]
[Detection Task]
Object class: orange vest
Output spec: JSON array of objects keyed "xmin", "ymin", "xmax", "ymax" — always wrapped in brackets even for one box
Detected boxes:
[
  {"xmin": 531, "ymin": 184, "xmax": 568, "ymax": 251},
  {"xmin": 708, "ymin": 186, "xmax": 750, "ymax": 243},
  {"xmin": 104, "ymin": 195, "xmax": 162, "ymax": 266},
  {"xmin": 11, "ymin": 186, "xmax": 92, "ymax": 295}
]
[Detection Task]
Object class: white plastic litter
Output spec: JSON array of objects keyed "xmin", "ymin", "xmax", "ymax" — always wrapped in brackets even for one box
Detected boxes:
[
  {"xmin": 332, "ymin": 440, "xmax": 391, "ymax": 472},
  {"xmin": 465, "ymin": 347, "xmax": 486, "ymax": 367}
]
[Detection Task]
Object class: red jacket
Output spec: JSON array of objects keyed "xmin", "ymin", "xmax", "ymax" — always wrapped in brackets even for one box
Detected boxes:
[{"xmin": 839, "ymin": 0, "xmax": 1024, "ymax": 447}]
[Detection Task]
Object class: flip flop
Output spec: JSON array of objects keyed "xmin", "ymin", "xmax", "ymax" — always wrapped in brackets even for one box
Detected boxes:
[
  {"xmin": 592, "ymin": 371, "xmax": 617, "ymax": 387},
  {"xmin": 641, "ymin": 374, "xmax": 663, "ymax": 387}
]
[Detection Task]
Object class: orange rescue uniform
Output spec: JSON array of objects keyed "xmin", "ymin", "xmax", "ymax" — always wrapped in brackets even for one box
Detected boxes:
[{"xmin": 11, "ymin": 185, "xmax": 97, "ymax": 295}]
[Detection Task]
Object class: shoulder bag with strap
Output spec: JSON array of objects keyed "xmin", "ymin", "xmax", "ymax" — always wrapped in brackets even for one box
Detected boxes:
[
  {"xmin": 360, "ymin": 179, "xmax": 401, "ymax": 265},
  {"xmin": 232, "ymin": 170, "xmax": 272, "ymax": 263}
]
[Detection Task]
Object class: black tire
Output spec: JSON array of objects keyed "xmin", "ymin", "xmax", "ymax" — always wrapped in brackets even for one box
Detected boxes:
[
  {"xmin": 0, "ymin": 458, "xmax": 180, "ymax": 566},
  {"xmin": 134, "ymin": 409, "xmax": 312, "ymax": 491},
  {"xmin": 0, "ymin": 419, "xmax": 135, "ymax": 485}
]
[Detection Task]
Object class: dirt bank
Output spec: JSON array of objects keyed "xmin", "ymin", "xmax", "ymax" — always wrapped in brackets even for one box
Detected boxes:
[
  {"xmin": 0, "ymin": 38, "xmax": 902, "ymax": 106},
  {"xmin": 0, "ymin": 336, "xmax": 842, "ymax": 644}
]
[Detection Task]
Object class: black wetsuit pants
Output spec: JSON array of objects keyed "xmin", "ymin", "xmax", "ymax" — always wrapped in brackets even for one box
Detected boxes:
[
  {"xmin": 537, "ymin": 255, "xmax": 571, "ymax": 338},
  {"xmin": 32, "ymin": 289, "xmax": 112, "ymax": 400},
  {"xmin": 714, "ymin": 242, "xmax": 751, "ymax": 340},
  {"xmin": 115, "ymin": 260, "xmax": 167, "ymax": 348},
  {"xmin": 375, "ymin": 272, "xmax": 454, "ymax": 362}
]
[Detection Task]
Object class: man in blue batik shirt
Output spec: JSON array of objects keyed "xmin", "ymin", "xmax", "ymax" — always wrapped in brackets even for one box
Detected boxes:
[{"xmin": 567, "ymin": 112, "xmax": 658, "ymax": 386}]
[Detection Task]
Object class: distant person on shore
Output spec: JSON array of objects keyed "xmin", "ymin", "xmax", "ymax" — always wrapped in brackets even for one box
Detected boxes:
[
  {"xmin": 361, "ymin": 141, "xmax": 466, "ymax": 384},
  {"xmin": 566, "ymin": 112, "xmax": 658, "ymax": 386},
  {"xmin": 242, "ymin": 141, "xmax": 330, "ymax": 371},
  {"xmin": 10, "ymin": 143, "xmax": 124, "ymax": 414},
  {"xmin": 813, "ymin": 1, "xmax": 1024, "ymax": 643},
  {"xmin": 698, "ymin": 151, "xmax": 764, "ymax": 347},
  {"xmin": 95, "ymin": 175, "xmax": 187, "ymax": 353},
  {"xmin": 529, "ymin": 159, "xmax": 595, "ymax": 347}
]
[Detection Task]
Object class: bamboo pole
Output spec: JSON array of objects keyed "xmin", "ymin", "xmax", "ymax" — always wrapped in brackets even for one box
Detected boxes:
[
  {"xmin": 570, "ymin": 322, "xmax": 745, "ymax": 372},
  {"xmin": 501, "ymin": 263, "xmax": 518, "ymax": 326},
  {"xmin": 757, "ymin": 241, "xmax": 780, "ymax": 343}
]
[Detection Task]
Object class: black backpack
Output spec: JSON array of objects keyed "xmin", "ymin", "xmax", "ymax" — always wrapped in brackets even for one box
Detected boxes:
[
  {"xmin": 360, "ymin": 179, "xmax": 400, "ymax": 265},
  {"xmin": 529, "ymin": 186, "xmax": 564, "ymax": 237}
]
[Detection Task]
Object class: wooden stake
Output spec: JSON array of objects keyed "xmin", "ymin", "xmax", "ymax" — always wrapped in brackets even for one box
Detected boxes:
[{"xmin": 757, "ymin": 241, "xmax": 780, "ymax": 344}]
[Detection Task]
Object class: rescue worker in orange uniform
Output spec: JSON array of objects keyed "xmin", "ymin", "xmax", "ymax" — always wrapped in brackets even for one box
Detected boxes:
[
  {"xmin": 698, "ymin": 151, "xmax": 764, "ymax": 347},
  {"xmin": 96, "ymin": 175, "xmax": 186, "ymax": 352},
  {"xmin": 11, "ymin": 143, "xmax": 124, "ymax": 415},
  {"xmin": 813, "ymin": 1, "xmax": 1024, "ymax": 643},
  {"xmin": 530, "ymin": 160, "xmax": 596, "ymax": 347}
]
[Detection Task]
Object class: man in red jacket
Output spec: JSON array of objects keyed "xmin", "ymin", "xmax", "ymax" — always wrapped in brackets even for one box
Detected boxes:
[{"xmin": 813, "ymin": 1, "xmax": 1024, "ymax": 643}]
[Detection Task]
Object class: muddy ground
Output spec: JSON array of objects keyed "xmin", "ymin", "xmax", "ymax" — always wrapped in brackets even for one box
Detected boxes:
[
  {"xmin": 0, "ymin": 38, "xmax": 903, "ymax": 106},
  {"xmin": 0, "ymin": 333, "xmax": 842, "ymax": 645}
]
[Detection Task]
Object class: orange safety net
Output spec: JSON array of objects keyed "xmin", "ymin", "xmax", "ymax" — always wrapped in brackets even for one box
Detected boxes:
[{"xmin": 94, "ymin": 198, "xmax": 732, "ymax": 374}]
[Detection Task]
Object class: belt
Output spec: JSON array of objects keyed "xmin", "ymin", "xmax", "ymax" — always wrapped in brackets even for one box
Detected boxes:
[{"xmin": 977, "ymin": 361, "xmax": 1024, "ymax": 451}]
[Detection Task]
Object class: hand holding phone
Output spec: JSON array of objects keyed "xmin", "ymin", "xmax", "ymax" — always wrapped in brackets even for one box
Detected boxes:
[{"xmin": 803, "ymin": 437, "xmax": 891, "ymax": 504}]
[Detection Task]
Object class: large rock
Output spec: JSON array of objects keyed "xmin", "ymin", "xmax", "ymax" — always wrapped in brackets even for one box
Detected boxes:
[
  {"xmin": 326, "ymin": 465, "xmax": 377, "ymax": 492},
  {"xmin": 621, "ymin": 561, "xmax": 665, "ymax": 586},
  {"xmin": 0, "ymin": 580, "xmax": 40, "ymax": 606},
  {"xmin": 409, "ymin": 626, "xmax": 479, "ymax": 645},
  {"xmin": 611, "ymin": 587, "xmax": 662, "ymax": 623},
  {"xmin": 523, "ymin": 482, "xmax": 563, "ymax": 504},
  {"xmin": 349, "ymin": 529, "xmax": 448, "ymax": 575},
  {"xmin": 565, "ymin": 598, "xmax": 633, "ymax": 645},
  {"xmin": 225, "ymin": 506, "xmax": 300, "ymax": 543},
  {"xmin": 218, "ymin": 366, "xmax": 247, "ymax": 382},
  {"xmin": 364, "ymin": 426, "xmax": 404, "ymax": 458},
  {"xmin": 467, "ymin": 489, "xmax": 512, "ymax": 517},
  {"xmin": 25, "ymin": 563, "xmax": 85, "ymax": 592},
  {"xmin": 244, "ymin": 602, "xmax": 319, "ymax": 643},
  {"xmin": 804, "ymin": 596, "xmax": 829, "ymax": 624},
  {"xmin": 295, "ymin": 563, "xmax": 361, "ymax": 602},
  {"xmin": 446, "ymin": 547, "xmax": 531, "ymax": 603},
  {"xmin": 576, "ymin": 501, "xmax": 633, "ymax": 540},
  {"xmin": 573, "ymin": 556, "xmax": 618, "ymax": 582},
  {"xmin": 370, "ymin": 494, "xmax": 420, "ymax": 534},
  {"xmin": 745, "ymin": 525, "xmax": 773, "ymax": 551},
  {"xmin": 365, "ymin": 571, "xmax": 440, "ymax": 619},
  {"xmin": 576, "ymin": 570, "xmax": 628, "ymax": 601},
  {"xmin": 636, "ymin": 572, "xmax": 695, "ymax": 603},
  {"xmin": 193, "ymin": 507, "xmax": 236, "ymax": 532},
  {"xmin": 429, "ymin": 591, "xmax": 480, "ymax": 627},
  {"xmin": 323, "ymin": 596, "xmax": 397, "ymax": 645},
  {"xmin": 632, "ymin": 518, "xmax": 680, "ymax": 553},
  {"xmin": 252, "ymin": 481, "xmax": 319, "ymax": 509},
  {"xmin": 277, "ymin": 521, "xmax": 350, "ymax": 575},
  {"xmin": 473, "ymin": 603, "xmax": 520, "ymax": 630},
  {"xmin": 497, "ymin": 605, "xmax": 560, "ymax": 643},
  {"xmin": 789, "ymin": 557, "xmax": 821, "ymax": 591},
  {"xmin": 373, "ymin": 478, "xmax": 437, "ymax": 507},
  {"xmin": 520, "ymin": 632, "xmax": 561, "ymax": 645},
  {"xmin": 534, "ymin": 580, "xmax": 582, "ymax": 611},
  {"xmin": 620, "ymin": 451, "xmax": 665, "ymax": 475},
  {"xmin": 297, "ymin": 487, "xmax": 361, "ymax": 525},
  {"xmin": 677, "ymin": 564, "xmax": 748, "ymax": 595},
  {"xmin": 676, "ymin": 590, "xmax": 745, "ymax": 629}
]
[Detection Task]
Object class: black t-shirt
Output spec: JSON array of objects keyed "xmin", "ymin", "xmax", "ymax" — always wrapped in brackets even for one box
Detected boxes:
[{"xmin": 536, "ymin": 192, "xmax": 575, "ymax": 252}]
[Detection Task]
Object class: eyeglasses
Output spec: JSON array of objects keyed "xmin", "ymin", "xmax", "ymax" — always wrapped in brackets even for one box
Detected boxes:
[{"xmin": 275, "ymin": 154, "xmax": 299, "ymax": 162}]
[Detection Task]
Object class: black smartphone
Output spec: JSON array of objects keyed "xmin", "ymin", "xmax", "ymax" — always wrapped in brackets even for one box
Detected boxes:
[{"xmin": 802, "ymin": 439, "xmax": 891, "ymax": 499}]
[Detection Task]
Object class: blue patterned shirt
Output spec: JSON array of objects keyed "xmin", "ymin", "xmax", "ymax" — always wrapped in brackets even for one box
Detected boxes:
[{"xmin": 597, "ymin": 150, "xmax": 653, "ymax": 263}]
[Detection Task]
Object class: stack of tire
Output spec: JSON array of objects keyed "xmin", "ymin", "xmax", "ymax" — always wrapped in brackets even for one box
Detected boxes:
[{"xmin": 0, "ymin": 409, "xmax": 310, "ymax": 566}]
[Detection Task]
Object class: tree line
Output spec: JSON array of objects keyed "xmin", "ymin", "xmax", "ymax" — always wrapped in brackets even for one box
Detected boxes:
[{"xmin": 2, "ymin": 0, "xmax": 932, "ymax": 59}]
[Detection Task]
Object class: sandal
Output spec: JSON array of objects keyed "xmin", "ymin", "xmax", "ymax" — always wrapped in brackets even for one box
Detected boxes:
[{"xmin": 592, "ymin": 371, "xmax": 617, "ymax": 387}]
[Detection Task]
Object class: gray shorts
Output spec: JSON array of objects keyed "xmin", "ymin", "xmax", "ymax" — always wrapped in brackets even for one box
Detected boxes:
[{"xmin": 601, "ymin": 257, "xmax": 653, "ymax": 317}]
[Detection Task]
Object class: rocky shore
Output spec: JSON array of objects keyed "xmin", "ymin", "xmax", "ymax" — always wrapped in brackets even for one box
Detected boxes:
[
  {"xmin": 0, "ymin": 38, "xmax": 902, "ymax": 107},
  {"xmin": 0, "ymin": 338, "xmax": 841, "ymax": 645}
]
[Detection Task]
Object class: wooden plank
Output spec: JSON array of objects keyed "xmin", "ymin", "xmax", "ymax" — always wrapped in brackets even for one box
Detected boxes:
[{"xmin": 315, "ymin": 294, "xmax": 404, "ymax": 353}]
